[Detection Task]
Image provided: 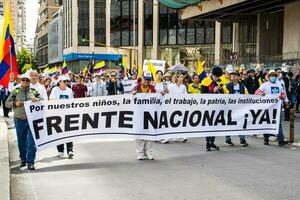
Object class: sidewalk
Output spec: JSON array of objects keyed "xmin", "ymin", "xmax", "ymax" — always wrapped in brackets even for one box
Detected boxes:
[
  {"xmin": 0, "ymin": 116, "xmax": 10, "ymax": 200},
  {"xmin": 282, "ymin": 112, "xmax": 300, "ymax": 144}
]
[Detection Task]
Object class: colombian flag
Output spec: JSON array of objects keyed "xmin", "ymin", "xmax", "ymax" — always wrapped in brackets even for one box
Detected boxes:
[
  {"xmin": 48, "ymin": 66, "xmax": 57, "ymax": 77},
  {"xmin": 196, "ymin": 60, "xmax": 207, "ymax": 83},
  {"xmin": 62, "ymin": 60, "xmax": 69, "ymax": 74},
  {"xmin": 120, "ymin": 57, "xmax": 127, "ymax": 78},
  {"xmin": 0, "ymin": 3, "xmax": 18, "ymax": 88},
  {"xmin": 82, "ymin": 65, "xmax": 88, "ymax": 76},
  {"xmin": 94, "ymin": 61, "xmax": 106, "ymax": 73}
]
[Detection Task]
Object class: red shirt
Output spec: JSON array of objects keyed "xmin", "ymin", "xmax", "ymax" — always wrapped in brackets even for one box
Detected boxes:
[{"xmin": 72, "ymin": 83, "xmax": 87, "ymax": 98}]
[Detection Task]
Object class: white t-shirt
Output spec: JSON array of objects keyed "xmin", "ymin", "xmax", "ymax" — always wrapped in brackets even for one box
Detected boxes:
[
  {"xmin": 257, "ymin": 81, "xmax": 288, "ymax": 102},
  {"xmin": 49, "ymin": 87, "xmax": 74, "ymax": 100},
  {"xmin": 31, "ymin": 83, "xmax": 48, "ymax": 100},
  {"xmin": 155, "ymin": 82, "xmax": 168, "ymax": 93},
  {"xmin": 168, "ymin": 83, "xmax": 187, "ymax": 94}
]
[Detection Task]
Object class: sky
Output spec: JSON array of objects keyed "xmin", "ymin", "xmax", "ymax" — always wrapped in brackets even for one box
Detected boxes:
[{"xmin": 26, "ymin": 0, "xmax": 39, "ymax": 44}]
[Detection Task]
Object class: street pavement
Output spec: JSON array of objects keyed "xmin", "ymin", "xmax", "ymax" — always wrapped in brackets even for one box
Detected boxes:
[{"xmin": 5, "ymin": 115, "xmax": 300, "ymax": 200}]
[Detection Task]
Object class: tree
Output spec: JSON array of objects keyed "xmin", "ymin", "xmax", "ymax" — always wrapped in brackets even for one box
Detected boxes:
[{"xmin": 16, "ymin": 48, "xmax": 35, "ymax": 73}]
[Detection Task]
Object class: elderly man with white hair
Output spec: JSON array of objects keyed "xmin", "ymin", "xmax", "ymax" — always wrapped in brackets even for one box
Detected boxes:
[{"xmin": 29, "ymin": 70, "xmax": 48, "ymax": 100}]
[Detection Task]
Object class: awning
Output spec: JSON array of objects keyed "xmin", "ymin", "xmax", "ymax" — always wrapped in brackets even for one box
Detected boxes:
[
  {"xmin": 63, "ymin": 53, "xmax": 122, "ymax": 62},
  {"xmin": 159, "ymin": 0, "xmax": 202, "ymax": 9}
]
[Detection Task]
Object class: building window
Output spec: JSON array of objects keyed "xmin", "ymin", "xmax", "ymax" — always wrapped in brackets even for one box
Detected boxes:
[
  {"xmin": 221, "ymin": 22, "xmax": 233, "ymax": 44},
  {"xmin": 205, "ymin": 21, "xmax": 215, "ymax": 44},
  {"xmin": 94, "ymin": 0, "xmax": 106, "ymax": 45},
  {"xmin": 78, "ymin": 0, "xmax": 89, "ymax": 46},
  {"xmin": 144, "ymin": 0, "xmax": 153, "ymax": 46},
  {"xmin": 64, "ymin": 0, "xmax": 72, "ymax": 48},
  {"xmin": 221, "ymin": 21, "xmax": 233, "ymax": 64},
  {"xmin": 110, "ymin": 0, "xmax": 138, "ymax": 47},
  {"xmin": 239, "ymin": 19, "xmax": 257, "ymax": 64},
  {"xmin": 159, "ymin": 4, "xmax": 215, "ymax": 46}
]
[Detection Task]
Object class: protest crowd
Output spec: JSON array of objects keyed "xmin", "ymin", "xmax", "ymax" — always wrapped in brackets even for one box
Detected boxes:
[{"xmin": 1, "ymin": 60, "xmax": 300, "ymax": 170}]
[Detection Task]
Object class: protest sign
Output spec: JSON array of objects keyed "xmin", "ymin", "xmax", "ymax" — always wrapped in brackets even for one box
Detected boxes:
[
  {"xmin": 143, "ymin": 60, "xmax": 166, "ymax": 72},
  {"xmin": 25, "ymin": 94, "xmax": 281, "ymax": 150},
  {"xmin": 122, "ymin": 80, "xmax": 137, "ymax": 94}
]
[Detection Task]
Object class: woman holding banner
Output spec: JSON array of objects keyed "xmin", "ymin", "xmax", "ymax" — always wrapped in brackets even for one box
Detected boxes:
[
  {"xmin": 162, "ymin": 73, "xmax": 188, "ymax": 144},
  {"xmin": 49, "ymin": 76, "xmax": 75, "ymax": 159}
]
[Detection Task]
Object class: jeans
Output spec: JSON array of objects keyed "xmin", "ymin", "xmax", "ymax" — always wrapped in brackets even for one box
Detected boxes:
[
  {"xmin": 264, "ymin": 121, "xmax": 285, "ymax": 143},
  {"xmin": 14, "ymin": 118, "xmax": 36, "ymax": 164},
  {"xmin": 57, "ymin": 142, "xmax": 73, "ymax": 154},
  {"xmin": 225, "ymin": 135, "xmax": 246, "ymax": 142},
  {"xmin": 135, "ymin": 139, "xmax": 153, "ymax": 157},
  {"xmin": 206, "ymin": 137, "xmax": 215, "ymax": 143}
]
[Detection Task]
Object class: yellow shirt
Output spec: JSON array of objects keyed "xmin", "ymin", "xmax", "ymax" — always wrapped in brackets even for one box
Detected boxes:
[{"xmin": 188, "ymin": 83, "xmax": 201, "ymax": 94}]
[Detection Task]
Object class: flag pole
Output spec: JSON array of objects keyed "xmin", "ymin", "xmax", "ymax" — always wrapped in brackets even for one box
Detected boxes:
[{"xmin": 9, "ymin": 44, "xmax": 12, "ymax": 73}]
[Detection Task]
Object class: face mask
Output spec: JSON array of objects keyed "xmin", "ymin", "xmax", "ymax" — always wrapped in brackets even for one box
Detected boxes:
[{"xmin": 270, "ymin": 77, "xmax": 277, "ymax": 83}]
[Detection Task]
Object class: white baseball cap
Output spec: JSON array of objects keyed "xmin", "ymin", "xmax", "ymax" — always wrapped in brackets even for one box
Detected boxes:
[
  {"xmin": 58, "ymin": 75, "xmax": 69, "ymax": 82},
  {"xmin": 20, "ymin": 73, "xmax": 30, "ymax": 80},
  {"xmin": 225, "ymin": 65, "xmax": 234, "ymax": 73},
  {"xmin": 143, "ymin": 71, "xmax": 153, "ymax": 80}
]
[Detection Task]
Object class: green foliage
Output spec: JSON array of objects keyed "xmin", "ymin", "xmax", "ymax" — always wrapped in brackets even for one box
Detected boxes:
[{"xmin": 16, "ymin": 48, "xmax": 34, "ymax": 73}]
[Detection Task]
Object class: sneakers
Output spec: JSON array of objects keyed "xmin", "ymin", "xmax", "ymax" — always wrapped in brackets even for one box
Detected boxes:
[
  {"xmin": 210, "ymin": 143, "xmax": 220, "ymax": 150},
  {"xmin": 206, "ymin": 143, "xmax": 211, "ymax": 151},
  {"xmin": 146, "ymin": 154, "xmax": 155, "ymax": 160},
  {"xmin": 161, "ymin": 139, "xmax": 170, "ymax": 144},
  {"xmin": 20, "ymin": 161, "xmax": 26, "ymax": 167},
  {"xmin": 57, "ymin": 152, "xmax": 64, "ymax": 157},
  {"xmin": 264, "ymin": 140, "xmax": 269, "ymax": 145},
  {"xmin": 181, "ymin": 138, "xmax": 188, "ymax": 143},
  {"xmin": 279, "ymin": 141, "xmax": 289, "ymax": 146},
  {"xmin": 206, "ymin": 143, "xmax": 219, "ymax": 151},
  {"xmin": 137, "ymin": 155, "xmax": 147, "ymax": 160},
  {"xmin": 68, "ymin": 151, "xmax": 74, "ymax": 159},
  {"xmin": 27, "ymin": 163, "xmax": 35, "ymax": 170},
  {"xmin": 225, "ymin": 140, "xmax": 235, "ymax": 146},
  {"xmin": 240, "ymin": 140, "xmax": 249, "ymax": 147}
]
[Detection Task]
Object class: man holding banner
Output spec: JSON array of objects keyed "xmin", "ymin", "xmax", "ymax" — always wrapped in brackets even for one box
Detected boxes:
[
  {"xmin": 5, "ymin": 74, "xmax": 43, "ymax": 170},
  {"xmin": 132, "ymin": 71, "xmax": 156, "ymax": 160},
  {"xmin": 255, "ymin": 70, "xmax": 289, "ymax": 146}
]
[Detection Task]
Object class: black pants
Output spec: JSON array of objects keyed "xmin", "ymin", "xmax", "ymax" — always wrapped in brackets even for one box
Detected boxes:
[
  {"xmin": 206, "ymin": 137, "xmax": 215, "ymax": 143},
  {"xmin": 57, "ymin": 142, "xmax": 73, "ymax": 154},
  {"xmin": 2, "ymin": 98, "xmax": 9, "ymax": 117}
]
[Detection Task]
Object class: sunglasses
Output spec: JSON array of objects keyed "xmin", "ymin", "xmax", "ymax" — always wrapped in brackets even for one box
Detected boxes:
[
  {"xmin": 21, "ymin": 79, "xmax": 30, "ymax": 82},
  {"xmin": 110, "ymin": 75, "xmax": 116, "ymax": 77}
]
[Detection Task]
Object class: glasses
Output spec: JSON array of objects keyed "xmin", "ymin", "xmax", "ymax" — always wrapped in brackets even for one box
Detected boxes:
[
  {"xmin": 21, "ymin": 79, "xmax": 30, "ymax": 82},
  {"xmin": 110, "ymin": 75, "xmax": 116, "ymax": 77}
]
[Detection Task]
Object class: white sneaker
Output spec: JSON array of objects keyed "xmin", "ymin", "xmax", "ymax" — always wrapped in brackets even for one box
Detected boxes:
[
  {"xmin": 68, "ymin": 151, "xmax": 74, "ymax": 159},
  {"xmin": 161, "ymin": 139, "xmax": 170, "ymax": 144},
  {"xmin": 146, "ymin": 154, "xmax": 155, "ymax": 160},
  {"xmin": 137, "ymin": 155, "xmax": 146, "ymax": 160},
  {"xmin": 57, "ymin": 152, "xmax": 64, "ymax": 157}
]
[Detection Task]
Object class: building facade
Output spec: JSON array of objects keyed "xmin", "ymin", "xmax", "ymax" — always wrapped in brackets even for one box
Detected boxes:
[
  {"xmin": 61, "ymin": 0, "xmax": 300, "ymax": 74},
  {"xmin": 0, "ymin": 0, "xmax": 26, "ymax": 52},
  {"xmin": 35, "ymin": 0, "xmax": 61, "ymax": 67},
  {"xmin": 48, "ymin": 7, "xmax": 64, "ymax": 65}
]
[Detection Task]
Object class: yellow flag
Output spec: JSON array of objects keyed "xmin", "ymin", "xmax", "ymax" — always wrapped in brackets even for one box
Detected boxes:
[
  {"xmin": 196, "ymin": 61, "xmax": 205, "ymax": 75},
  {"xmin": 137, "ymin": 66, "xmax": 143, "ymax": 78},
  {"xmin": 147, "ymin": 60, "xmax": 157, "ymax": 82}
]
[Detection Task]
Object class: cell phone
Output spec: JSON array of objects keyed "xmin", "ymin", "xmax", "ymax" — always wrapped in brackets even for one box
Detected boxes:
[{"xmin": 163, "ymin": 83, "xmax": 168, "ymax": 92}]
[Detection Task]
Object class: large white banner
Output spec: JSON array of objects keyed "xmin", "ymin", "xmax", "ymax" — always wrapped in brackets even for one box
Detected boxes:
[{"xmin": 25, "ymin": 94, "xmax": 281, "ymax": 150}]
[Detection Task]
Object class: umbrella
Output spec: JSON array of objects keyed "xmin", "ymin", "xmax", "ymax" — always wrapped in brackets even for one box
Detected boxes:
[{"xmin": 169, "ymin": 64, "xmax": 188, "ymax": 72}]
